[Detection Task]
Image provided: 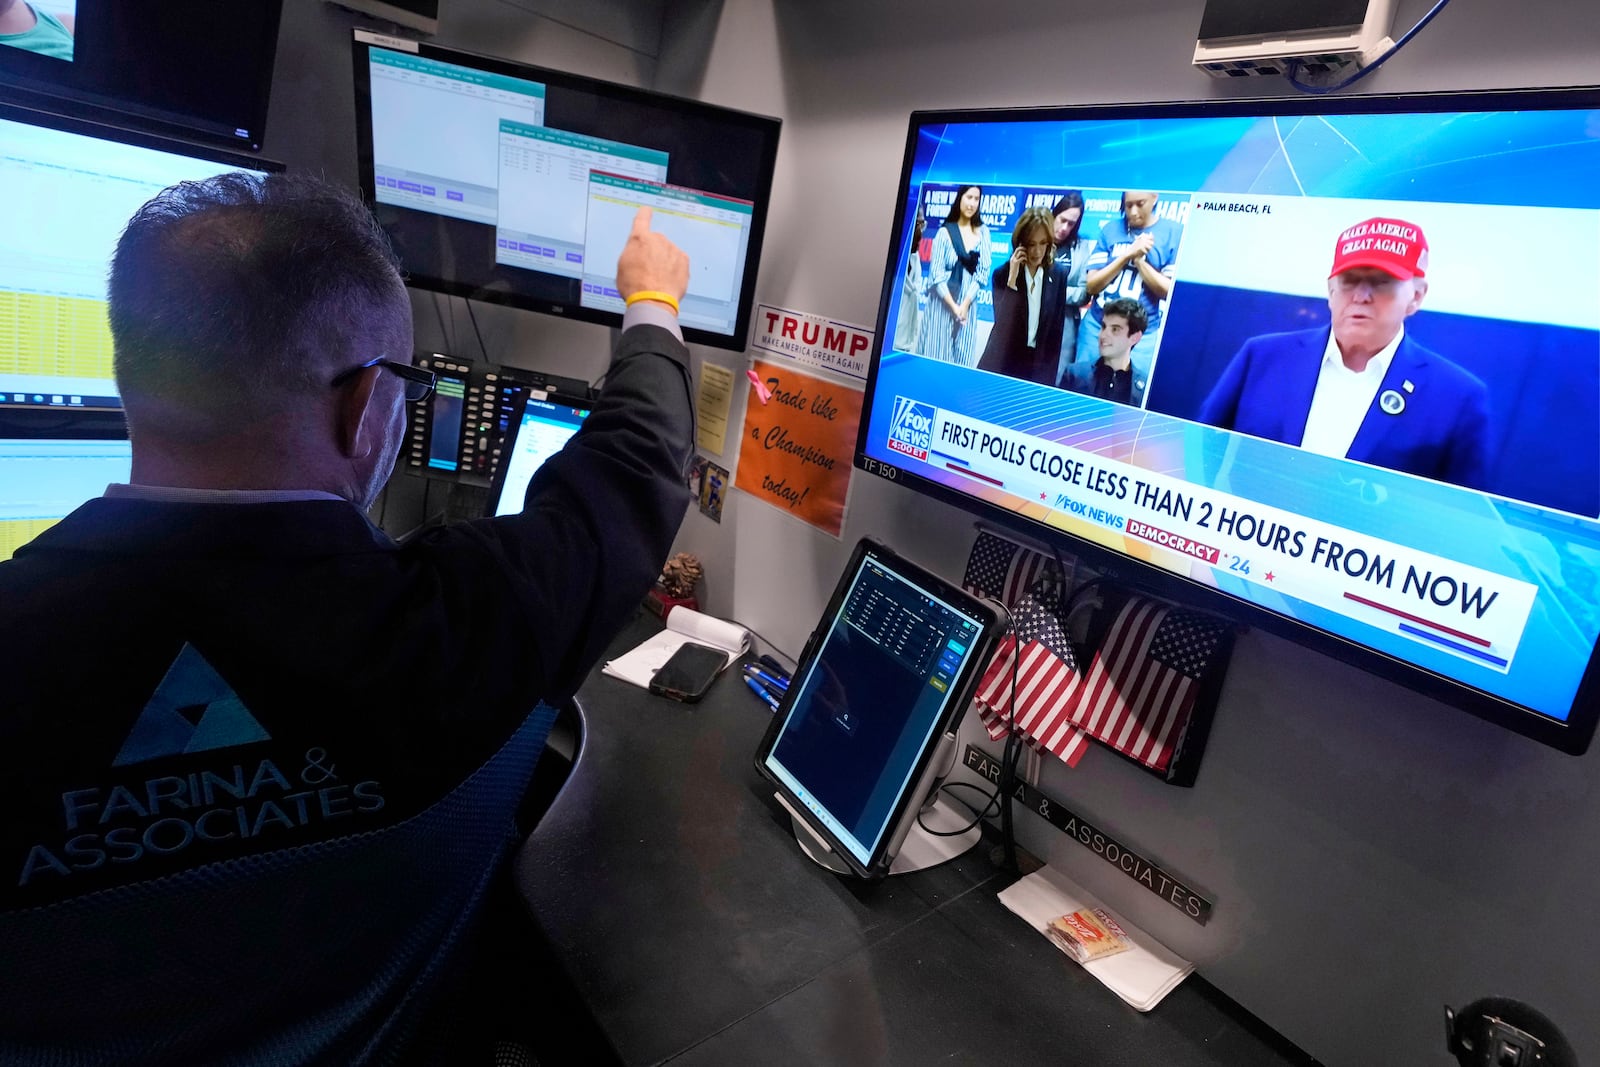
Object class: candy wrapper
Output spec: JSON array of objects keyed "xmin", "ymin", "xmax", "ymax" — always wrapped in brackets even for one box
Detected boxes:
[{"xmin": 1045, "ymin": 908, "xmax": 1132, "ymax": 964}]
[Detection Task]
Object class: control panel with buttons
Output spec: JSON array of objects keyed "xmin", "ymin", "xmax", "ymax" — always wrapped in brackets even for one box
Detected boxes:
[{"xmin": 404, "ymin": 352, "xmax": 595, "ymax": 488}]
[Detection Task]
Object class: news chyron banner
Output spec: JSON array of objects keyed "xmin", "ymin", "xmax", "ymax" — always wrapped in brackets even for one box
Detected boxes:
[
  {"xmin": 890, "ymin": 394, "xmax": 1536, "ymax": 663},
  {"xmin": 866, "ymin": 107, "xmax": 1600, "ymax": 722},
  {"xmin": 873, "ymin": 357, "xmax": 1562, "ymax": 701}
]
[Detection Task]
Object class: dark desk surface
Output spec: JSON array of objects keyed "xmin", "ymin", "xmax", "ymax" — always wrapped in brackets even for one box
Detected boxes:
[{"xmin": 516, "ymin": 612, "xmax": 1309, "ymax": 1066}]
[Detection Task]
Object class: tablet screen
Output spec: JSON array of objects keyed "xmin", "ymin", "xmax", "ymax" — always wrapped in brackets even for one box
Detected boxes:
[
  {"xmin": 758, "ymin": 541, "xmax": 998, "ymax": 871},
  {"xmin": 489, "ymin": 393, "xmax": 590, "ymax": 516}
]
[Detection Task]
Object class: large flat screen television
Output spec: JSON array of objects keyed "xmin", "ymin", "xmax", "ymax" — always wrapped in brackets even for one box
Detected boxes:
[
  {"xmin": 0, "ymin": 0, "xmax": 283, "ymax": 150},
  {"xmin": 350, "ymin": 30, "xmax": 781, "ymax": 350},
  {"xmin": 856, "ymin": 87, "xmax": 1600, "ymax": 754},
  {"xmin": 0, "ymin": 103, "xmax": 282, "ymax": 413}
]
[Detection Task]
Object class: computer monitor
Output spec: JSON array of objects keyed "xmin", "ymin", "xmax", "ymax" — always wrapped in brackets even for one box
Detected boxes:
[
  {"xmin": 350, "ymin": 30, "xmax": 781, "ymax": 350},
  {"xmin": 0, "ymin": 0, "xmax": 283, "ymax": 150},
  {"xmin": 754, "ymin": 538, "xmax": 1003, "ymax": 880},
  {"xmin": 486, "ymin": 390, "xmax": 592, "ymax": 516},
  {"xmin": 0, "ymin": 435, "xmax": 131, "ymax": 562},
  {"xmin": 0, "ymin": 102, "xmax": 282, "ymax": 413}
]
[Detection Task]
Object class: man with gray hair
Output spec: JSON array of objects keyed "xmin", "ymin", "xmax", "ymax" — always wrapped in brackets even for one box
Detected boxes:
[
  {"xmin": 1199, "ymin": 215, "xmax": 1489, "ymax": 489},
  {"xmin": 0, "ymin": 172, "xmax": 694, "ymax": 1062}
]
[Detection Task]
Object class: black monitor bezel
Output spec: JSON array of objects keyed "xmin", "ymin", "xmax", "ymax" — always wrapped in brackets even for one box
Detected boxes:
[
  {"xmin": 0, "ymin": 100, "xmax": 285, "ymax": 184},
  {"xmin": 0, "ymin": 408, "xmax": 127, "ymax": 441},
  {"xmin": 350, "ymin": 31, "xmax": 782, "ymax": 352},
  {"xmin": 0, "ymin": 1, "xmax": 283, "ymax": 152},
  {"xmin": 753, "ymin": 537, "xmax": 1004, "ymax": 879},
  {"xmin": 853, "ymin": 85, "xmax": 1600, "ymax": 756},
  {"xmin": 483, "ymin": 386, "xmax": 593, "ymax": 518}
]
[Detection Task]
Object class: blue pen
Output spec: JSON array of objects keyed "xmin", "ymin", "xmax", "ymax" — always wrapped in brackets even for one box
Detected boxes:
[
  {"xmin": 743, "ymin": 675, "xmax": 780, "ymax": 711},
  {"xmin": 743, "ymin": 664, "xmax": 790, "ymax": 692},
  {"xmin": 742, "ymin": 666, "xmax": 788, "ymax": 701},
  {"xmin": 748, "ymin": 673, "xmax": 787, "ymax": 701}
]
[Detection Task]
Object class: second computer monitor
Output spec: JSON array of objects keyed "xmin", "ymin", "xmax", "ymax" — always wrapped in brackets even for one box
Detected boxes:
[
  {"xmin": 0, "ymin": 102, "xmax": 280, "ymax": 414},
  {"xmin": 351, "ymin": 30, "xmax": 780, "ymax": 350},
  {"xmin": 0, "ymin": 434, "xmax": 132, "ymax": 562},
  {"xmin": 487, "ymin": 390, "xmax": 591, "ymax": 517}
]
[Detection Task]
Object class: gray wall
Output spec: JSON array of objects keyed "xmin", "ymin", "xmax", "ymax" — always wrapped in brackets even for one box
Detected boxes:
[{"xmin": 656, "ymin": 1, "xmax": 1600, "ymax": 1065}]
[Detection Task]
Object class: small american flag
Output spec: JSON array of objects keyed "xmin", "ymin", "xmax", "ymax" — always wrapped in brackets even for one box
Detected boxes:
[
  {"xmin": 1049, "ymin": 596, "xmax": 1232, "ymax": 773},
  {"xmin": 962, "ymin": 531, "xmax": 1058, "ymax": 610},
  {"xmin": 960, "ymin": 533, "xmax": 1230, "ymax": 775},
  {"xmin": 962, "ymin": 532, "xmax": 1074, "ymax": 741},
  {"xmin": 971, "ymin": 590, "xmax": 1093, "ymax": 763}
]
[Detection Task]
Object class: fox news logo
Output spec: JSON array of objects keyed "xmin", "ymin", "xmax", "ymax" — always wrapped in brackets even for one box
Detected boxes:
[{"xmin": 887, "ymin": 397, "xmax": 934, "ymax": 461}]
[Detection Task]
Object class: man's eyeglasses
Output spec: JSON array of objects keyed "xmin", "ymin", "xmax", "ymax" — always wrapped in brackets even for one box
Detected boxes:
[{"xmin": 329, "ymin": 357, "xmax": 437, "ymax": 403}]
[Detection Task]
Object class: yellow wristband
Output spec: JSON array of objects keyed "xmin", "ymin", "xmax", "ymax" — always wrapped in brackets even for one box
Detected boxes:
[{"xmin": 624, "ymin": 290, "xmax": 680, "ymax": 313}]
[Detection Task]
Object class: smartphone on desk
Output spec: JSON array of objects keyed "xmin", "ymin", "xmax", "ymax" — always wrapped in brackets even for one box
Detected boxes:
[{"xmin": 649, "ymin": 641, "xmax": 727, "ymax": 702}]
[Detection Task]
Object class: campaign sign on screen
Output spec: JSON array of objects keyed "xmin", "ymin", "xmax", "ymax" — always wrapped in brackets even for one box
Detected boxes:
[{"xmin": 858, "ymin": 91, "xmax": 1600, "ymax": 751}]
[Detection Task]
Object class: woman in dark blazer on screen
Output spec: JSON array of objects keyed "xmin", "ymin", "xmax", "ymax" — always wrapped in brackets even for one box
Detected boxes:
[{"xmin": 977, "ymin": 206, "xmax": 1065, "ymax": 385}]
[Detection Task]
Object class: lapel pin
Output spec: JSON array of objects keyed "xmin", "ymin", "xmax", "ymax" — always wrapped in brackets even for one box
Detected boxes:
[
  {"xmin": 1379, "ymin": 389, "xmax": 1406, "ymax": 415},
  {"xmin": 1402, "ymin": 379, "xmax": 1415, "ymax": 393}
]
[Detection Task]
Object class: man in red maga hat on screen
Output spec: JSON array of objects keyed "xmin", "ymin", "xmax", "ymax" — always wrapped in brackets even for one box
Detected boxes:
[{"xmin": 1199, "ymin": 216, "xmax": 1490, "ymax": 491}]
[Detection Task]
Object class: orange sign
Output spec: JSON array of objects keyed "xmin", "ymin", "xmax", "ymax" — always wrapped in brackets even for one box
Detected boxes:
[{"xmin": 735, "ymin": 359, "xmax": 863, "ymax": 538}]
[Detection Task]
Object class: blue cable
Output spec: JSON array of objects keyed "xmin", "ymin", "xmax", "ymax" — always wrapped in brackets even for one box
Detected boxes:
[{"xmin": 1286, "ymin": 0, "xmax": 1456, "ymax": 95}]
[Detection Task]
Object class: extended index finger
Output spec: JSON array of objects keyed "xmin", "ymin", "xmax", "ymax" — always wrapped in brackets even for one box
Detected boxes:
[{"xmin": 631, "ymin": 206, "xmax": 654, "ymax": 236}]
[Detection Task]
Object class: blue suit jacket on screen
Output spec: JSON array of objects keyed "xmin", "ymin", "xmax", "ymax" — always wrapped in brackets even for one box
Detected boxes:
[{"xmin": 1199, "ymin": 327, "xmax": 1491, "ymax": 491}]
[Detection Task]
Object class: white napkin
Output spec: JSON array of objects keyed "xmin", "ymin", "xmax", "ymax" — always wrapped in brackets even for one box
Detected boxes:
[
  {"xmin": 601, "ymin": 608, "xmax": 750, "ymax": 688},
  {"xmin": 997, "ymin": 865, "xmax": 1194, "ymax": 1012}
]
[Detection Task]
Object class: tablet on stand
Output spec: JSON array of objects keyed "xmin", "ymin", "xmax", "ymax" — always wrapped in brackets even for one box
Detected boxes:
[{"xmin": 754, "ymin": 538, "xmax": 1003, "ymax": 880}]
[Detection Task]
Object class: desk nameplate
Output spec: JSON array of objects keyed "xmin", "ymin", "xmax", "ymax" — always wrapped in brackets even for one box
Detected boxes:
[{"xmin": 963, "ymin": 744, "xmax": 1214, "ymax": 926}]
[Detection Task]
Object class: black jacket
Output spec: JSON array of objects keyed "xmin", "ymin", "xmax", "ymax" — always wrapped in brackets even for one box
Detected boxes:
[
  {"xmin": 0, "ymin": 323, "xmax": 693, "ymax": 1062},
  {"xmin": 977, "ymin": 262, "xmax": 1066, "ymax": 385}
]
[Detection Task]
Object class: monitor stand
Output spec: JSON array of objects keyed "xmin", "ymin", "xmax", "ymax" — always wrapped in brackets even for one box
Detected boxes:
[{"xmin": 783, "ymin": 794, "xmax": 982, "ymax": 877}]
